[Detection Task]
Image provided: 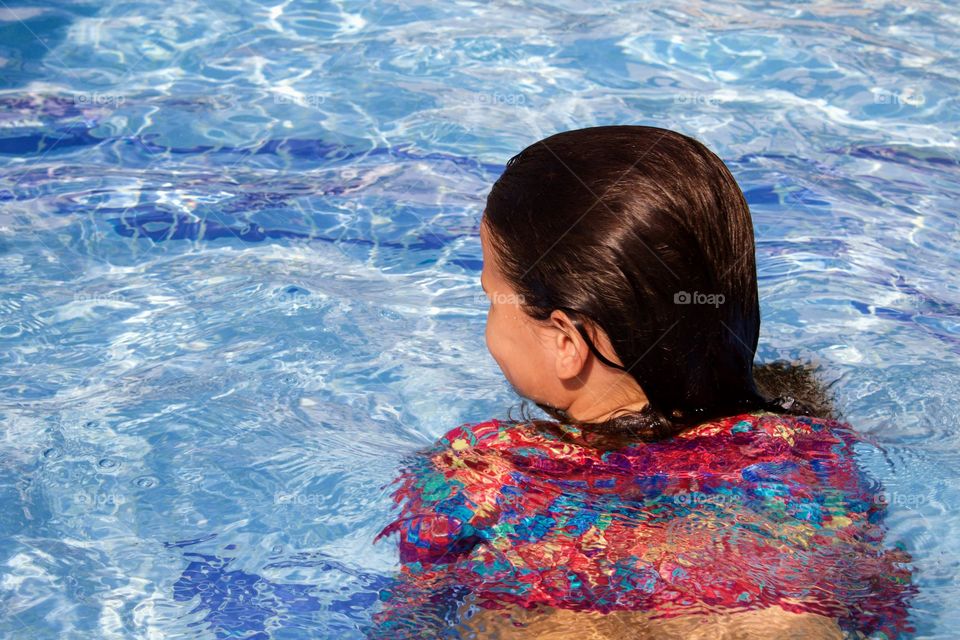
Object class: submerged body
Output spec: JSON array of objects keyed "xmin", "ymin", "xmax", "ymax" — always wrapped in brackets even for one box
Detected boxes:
[
  {"xmin": 456, "ymin": 601, "xmax": 845, "ymax": 638},
  {"xmin": 372, "ymin": 411, "xmax": 915, "ymax": 638}
]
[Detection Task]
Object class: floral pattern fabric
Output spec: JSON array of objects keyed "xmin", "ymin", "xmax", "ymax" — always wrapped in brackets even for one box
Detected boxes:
[{"xmin": 372, "ymin": 411, "xmax": 916, "ymax": 638}]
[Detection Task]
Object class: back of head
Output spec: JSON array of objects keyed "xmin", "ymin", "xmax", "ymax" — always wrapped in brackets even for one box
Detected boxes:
[{"xmin": 484, "ymin": 125, "xmax": 834, "ymax": 440}]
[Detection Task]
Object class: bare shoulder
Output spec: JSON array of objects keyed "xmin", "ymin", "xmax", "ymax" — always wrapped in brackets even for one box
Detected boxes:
[{"xmin": 456, "ymin": 603, "xmax": 845, "ymax": 639}]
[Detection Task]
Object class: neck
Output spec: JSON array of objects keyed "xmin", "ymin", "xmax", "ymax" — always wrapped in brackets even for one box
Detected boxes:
[{"xmin": 561, "ymin": 385, "xmax": 650, "ymax": 424}]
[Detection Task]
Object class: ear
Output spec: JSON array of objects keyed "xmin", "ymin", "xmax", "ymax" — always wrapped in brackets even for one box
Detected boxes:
[{"xmin": 548, "ymin": 309, "xmax": 590, "ymax": 381}]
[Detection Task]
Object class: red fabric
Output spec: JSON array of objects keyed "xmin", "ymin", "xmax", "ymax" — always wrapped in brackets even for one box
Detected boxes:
[{"xmin": 373, "ymin": 411, "xmax": 916, "ymax": 638}]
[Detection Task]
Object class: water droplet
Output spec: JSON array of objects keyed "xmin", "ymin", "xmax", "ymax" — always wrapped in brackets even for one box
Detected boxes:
[
  {"xmin": 272, "ymin": 545, "xmax": 283, "ymax": 554},
  {"xmin": 0, "ymin": 325, "xmax": 23, "ymax": 339},
  {"xmin": 42, "ymin": 447, "xmax": 62, "ymax": 460},
  {"xmin": 98, "ymin": 458, "xmax": 119, "ymax": 470},
  {"xmin": 135, "ymin": 476, "xmax": 158, "ymax": 488}
]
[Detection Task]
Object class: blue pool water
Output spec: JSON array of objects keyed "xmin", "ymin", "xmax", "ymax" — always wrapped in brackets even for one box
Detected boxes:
[{"xmin": 0, "ymin": 0, "xmax": 958, "ymax": 637}]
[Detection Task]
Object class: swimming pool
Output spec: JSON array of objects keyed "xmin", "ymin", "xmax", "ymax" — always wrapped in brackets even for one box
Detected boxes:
[{"xmin": 0, "ymin": 0, "xmax": 957, "ymax": 637}]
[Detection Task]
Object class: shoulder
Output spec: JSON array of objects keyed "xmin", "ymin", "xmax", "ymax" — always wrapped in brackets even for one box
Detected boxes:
[
  {"xmin": 683, "ymin": 411, "xmax": 857, "ymax": 445},
  {"xmin": 755, "ymin": 412, "xmax": 861, "ymax": 451},
  {"xmin": 436, "ymin": 418, "xmax": 517, "ymax": 453},
  {"xmin": 381, "ymin": 419, "xmax": 519, "ymax": 521},
  {"xmin": 375, "ymin": 421, "xmax": 511, "ymax": 555}
]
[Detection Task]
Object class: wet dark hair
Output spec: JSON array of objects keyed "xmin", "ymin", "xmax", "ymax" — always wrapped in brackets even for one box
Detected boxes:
[{"xmin": 483, "ymin": 125, "xmax": 837, "ymax": 446}]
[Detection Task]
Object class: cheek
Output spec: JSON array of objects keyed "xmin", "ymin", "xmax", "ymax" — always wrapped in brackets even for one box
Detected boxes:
[
  {"xmin": 484, "ymin": 305, "xmax": 537, "ymax": 389},
  {"xmin": 484, "ymin": 305, "xmax": 503, "ymax": 361},
  {"xmin": 484, "ymin": 305, "xmax": 519, "ymax": 374}
]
